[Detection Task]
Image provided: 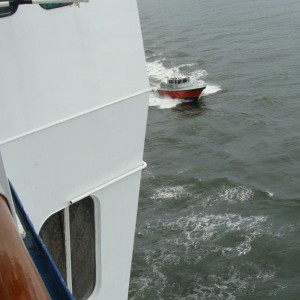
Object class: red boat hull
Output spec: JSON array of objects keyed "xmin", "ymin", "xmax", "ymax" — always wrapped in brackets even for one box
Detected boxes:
[{"xmin": 157, "ymin": 87, "xmax": 206, "ymax": 100}]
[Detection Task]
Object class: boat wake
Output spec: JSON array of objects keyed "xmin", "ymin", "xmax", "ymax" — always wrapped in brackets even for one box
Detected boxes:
[
  {"xmin": 130, "ymin": 181, "xmax": 279, "ymax": 300},
  {"xmin": 147, "ymin": 60, "xmax": 221, "ymax": 109}
]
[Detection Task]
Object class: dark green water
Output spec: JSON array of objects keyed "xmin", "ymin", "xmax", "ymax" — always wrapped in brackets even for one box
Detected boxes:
[{"xmin": 130, "ymin": 0, "xmax": 300, "ymax": 299}]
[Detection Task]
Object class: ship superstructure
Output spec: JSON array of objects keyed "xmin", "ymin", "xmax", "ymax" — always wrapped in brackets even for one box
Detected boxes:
[{"xmin": 0, "ymin": 0, "xmax": 149, "ymax": 299}]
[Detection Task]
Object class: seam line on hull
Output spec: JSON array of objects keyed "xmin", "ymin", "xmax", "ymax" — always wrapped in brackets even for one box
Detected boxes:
[
  {"xmin": 0, "ymin": 88, "xmax": 150, "ymax": 146},
  {"xmin": 69, "ymin": 161, "xmax": 147, "ymax": 204}
]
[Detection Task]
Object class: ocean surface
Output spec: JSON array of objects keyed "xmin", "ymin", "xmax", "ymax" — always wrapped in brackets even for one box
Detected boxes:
[{"xmin": 129, "ymin": 0, "xmax": 300, "ymax": 299}]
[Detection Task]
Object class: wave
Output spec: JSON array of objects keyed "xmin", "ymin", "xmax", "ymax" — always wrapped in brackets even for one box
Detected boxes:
[
  {"xmin": 132, "ymin": 210, "xmax": 271, "ymax": 299},
  {"xmin": 215, "ymin": 185, "xmax": 254, "ymax": 203},
  {"xmin": 131, "ymin": 180, "xmax": 290, "ymax": 299},
  {"xmin": 151, "ymin": 185, "xmax": 191, "ymax": 201}
]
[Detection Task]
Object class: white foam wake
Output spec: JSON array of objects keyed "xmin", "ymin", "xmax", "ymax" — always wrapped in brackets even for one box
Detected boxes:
[
  {"xmin": 202, "ymin": 84, "xmax": 222, "ymax": 96},
  {"xmin": 149, "ymin": 92, "xmax": 182, "ymax": 109}
]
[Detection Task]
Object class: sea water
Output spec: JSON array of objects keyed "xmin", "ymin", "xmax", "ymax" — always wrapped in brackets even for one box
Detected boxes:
[{"xmin": 129, "ymin": 0, "xmax": 300, "ymax": 299}]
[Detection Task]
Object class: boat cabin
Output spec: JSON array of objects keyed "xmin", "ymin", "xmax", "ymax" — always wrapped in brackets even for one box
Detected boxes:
[
  {"xmin": 167, "ymin": 77, "xmax": 190, "ymax": 85},
  {"xmin": 159, "ymin": 76, "xmax": 192, "ymax": 89}
]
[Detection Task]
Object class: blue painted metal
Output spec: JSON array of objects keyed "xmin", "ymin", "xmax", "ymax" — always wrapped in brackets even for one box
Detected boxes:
[{"xmin": 9, "ymin": 182, "xmax": 74, "ymax": 300}]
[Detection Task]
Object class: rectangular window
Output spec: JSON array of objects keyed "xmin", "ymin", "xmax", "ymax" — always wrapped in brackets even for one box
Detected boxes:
[{"xmin": 40, "ymin": 196, "xmax": 95, "ymax": 300}]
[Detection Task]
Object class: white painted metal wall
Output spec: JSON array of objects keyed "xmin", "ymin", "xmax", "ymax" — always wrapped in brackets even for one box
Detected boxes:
[
  {"xmin": 0, "ymin": 0, "xmax": 149, "ymax": 142},
  {"xmin": 0, "ymin": 0, "xmax": 149, "ymax": 299}
]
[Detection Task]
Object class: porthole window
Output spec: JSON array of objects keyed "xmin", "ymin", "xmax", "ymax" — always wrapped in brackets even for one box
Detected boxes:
[{"xmin": 40, "ymin": 196, "xmax": 96, "ymax": 299}]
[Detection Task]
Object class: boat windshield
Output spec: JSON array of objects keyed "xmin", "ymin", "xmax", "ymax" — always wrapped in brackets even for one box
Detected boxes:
[{"xmin": 167, "ymin": 77, "xmax": 190, "ymax": 85}]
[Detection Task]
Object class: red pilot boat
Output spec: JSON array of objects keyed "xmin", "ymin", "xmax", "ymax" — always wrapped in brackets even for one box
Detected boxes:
[{"xmin": 158, "ymin": 73, "xmax": 206, "ymax": 100}]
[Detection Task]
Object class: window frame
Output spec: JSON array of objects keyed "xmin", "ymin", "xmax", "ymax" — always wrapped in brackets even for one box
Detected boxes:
[{"xmin": 39, "ymin": 196, "xmax": 96, "ymax": 300}]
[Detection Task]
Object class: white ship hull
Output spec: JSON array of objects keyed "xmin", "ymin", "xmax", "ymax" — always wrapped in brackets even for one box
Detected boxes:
[{"xmin": 0, "ymin": 1, "xmax": 149, "ymax": 299}]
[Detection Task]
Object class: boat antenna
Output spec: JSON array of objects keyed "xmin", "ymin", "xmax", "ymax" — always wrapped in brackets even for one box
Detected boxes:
[
  {"xmin": 172, "ymin": 69, "xmax": 176, "ymax": 86},
  {"xmin": 173, "ymin": 69, "xmax": 177, "ymax": 79}
]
